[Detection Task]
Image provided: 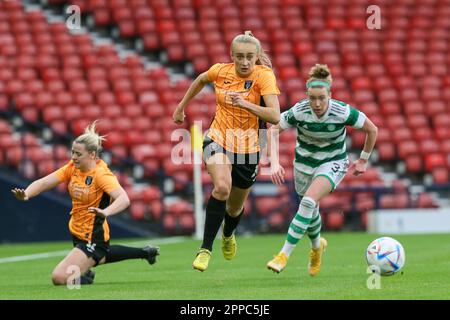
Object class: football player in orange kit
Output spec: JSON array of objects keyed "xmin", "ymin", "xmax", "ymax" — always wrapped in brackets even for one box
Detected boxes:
[
  {"xmin": 12, "ymin": 121, "xmax": 159, "ymax": 285},
  {"xmin": 173, "ymin": 31, "xmax": 281, "ymax": 271}
]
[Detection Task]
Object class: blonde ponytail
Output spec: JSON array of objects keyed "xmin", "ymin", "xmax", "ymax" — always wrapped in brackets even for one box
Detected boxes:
[{"xmin": 74, "ymin": 120, "xmax": 106, "ymax": 156}]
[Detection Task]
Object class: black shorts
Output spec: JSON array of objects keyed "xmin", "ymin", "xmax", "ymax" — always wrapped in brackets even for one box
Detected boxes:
[
  {"xmin": 73, "ymin": 236, "xmax": 110, "ymax": 266},
  {"xmin": 202, "ymin": 137, "xmax": 260, "ymax": 189}
]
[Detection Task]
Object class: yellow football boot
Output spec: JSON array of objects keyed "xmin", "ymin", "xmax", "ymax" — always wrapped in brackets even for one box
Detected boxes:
[
  {"xmin": 267, "ymin": 252, "xmax": 288, "ymax": 273},
  {"xmin": 221, "ymin": 233, "xmax": 237, "ymax": 260},
  {"xmin": 192, "ymin": 248, "xmax": 211, "ymax": 272},
  {"xmin": 308, "ymin": 237, "xmax": 328, "ymax": 276}
]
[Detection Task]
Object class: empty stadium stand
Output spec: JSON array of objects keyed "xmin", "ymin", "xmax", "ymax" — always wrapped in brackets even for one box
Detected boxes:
[{"xmin": 1, "ymin": 0, "xmax": 448, "ymax": 235}]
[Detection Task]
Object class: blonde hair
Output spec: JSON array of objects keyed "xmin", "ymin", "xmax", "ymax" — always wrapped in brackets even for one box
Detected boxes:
[
  {"xmin": 231, "ymin": 31, "xmax": 272, "ymax": 69},
  {"xmin": 306, "ymin": 64, "xmax": 333, "ymax": 90},
  {"xmin": 74, "ymin": 120, "xmax": 106, "ymax": 156}
]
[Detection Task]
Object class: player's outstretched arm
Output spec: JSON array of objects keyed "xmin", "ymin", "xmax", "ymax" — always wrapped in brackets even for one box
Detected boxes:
[
  {"xmin": 88, "ymin": 187, "xmax": 130, "ymax": 218},
  {"xmin": 173, "ymin": 72, "xmax": 210, "ymax": 124},
  {"xmin": 353, "ymin": 117, "xmax": 378, "ymax": 176},
  {"xmin": 267, "ymin": 123, "xmax": 286, "ymax": 185},
  {"xmin": 11, "ymin": 172, "xmax": 61, "ymax": 201}
]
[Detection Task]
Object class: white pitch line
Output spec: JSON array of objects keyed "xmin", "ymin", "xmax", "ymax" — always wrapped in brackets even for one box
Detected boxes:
[
  {"xmin": 127, "ymin": 236, "xmax": 189, "ymax": 247},
  {"xmin": 0, "ymin": 250, "xmax": 69, "ymax": 264},
  {"xmin": 0, "ymin": 236, "xmax": 189, "ymax": 264}
]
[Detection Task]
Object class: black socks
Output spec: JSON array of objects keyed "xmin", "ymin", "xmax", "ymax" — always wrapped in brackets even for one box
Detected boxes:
[
  {"xmin": 223, "ymin": 209, "xmax": 243, "ymax": 237},
  {"xmin": 201, "ymin": 195, "xmax": 226, "ymax": 251},
  {"xmin": 104, "ymin": 245, "xmax": 147, "ymax": 264}
]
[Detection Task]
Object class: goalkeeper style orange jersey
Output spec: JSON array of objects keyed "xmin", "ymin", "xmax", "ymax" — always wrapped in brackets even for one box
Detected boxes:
[
  {"xmin": 55, "ymin": 159, "xmax": 121, "ymax": 242},
  {"xmin": 206, "ymin": 63, "xmax": 280, "ymax": 154}
]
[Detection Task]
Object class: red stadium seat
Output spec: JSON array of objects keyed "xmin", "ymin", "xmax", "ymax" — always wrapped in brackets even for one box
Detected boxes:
[
  {"xmin": 432, "ymin": 167, "xmax": 449, "ymax": 185},
  {"xmin": 392, "ymin": 128, "xmax": 413, "ymax": 143},
  {"xmin": 326, "ymin": 211, "xmax": 344, "ymax": 230},
  {"xmin": 387, "ymin": 115, "xmax": 407, "ymax": 129},
  {"xmin": 93, "ymin": 9, "xmax": 111, "ymax": 26},
  {"xmin": 426, "ymin": 101, "xmax": 446, "ymax": 117},
  {"xmin": 0, "ymin": 120, "xmax": 11, "ymax": 135},
  {"xmin": 425, "ymin": 153, "xmax": 446, "ymax": 172},
  {"xmin": 416, "ymin": 193, "xmax": 439, "ymax": 208},
  {"xmin": 350, "ymin": 130, "xmax": 366, "ymax": 148},
  {"xmin": 351, "ymin": 77, "xmax": 372, "ymax": 90},
  {"xmin": 37, "ymin": 160, "xmax": 57, "ymax": 176},
  {"xmin": 50, "ymin": 120, "xmax": 68, "ymax": 135},
  {"xmin": 163, "ymin": 214, "xmax": 176, "ymax": 233},
  {"xmin": 267, "ymin": 212, "xmax": 285, "ymax": 230},
  {"xmin": 53, "ymin": 145, "xmax": 69, "ymax": 161},
  {"xmin": 441, "ymin": 139, "xmax": 450, "ymax": 154},
  {"xmin": 406, "ymin": 114, "xmax": 428, "ymax": 128},
  {"xmin": 14, "ymin": 93, "xmax": 34, "ymax": 111},
  {"xmin": 419, "ymin": 139, "xmax": 441, "ymax": 155},
  {"xmin": 375, "ymin": 128, "xmax": 390, "ymax": 143},
  {"xmin": 355, "ymin": 194, "xmax": 376, "ymax": 212},
  {"xmin": 433, "ymin": 114, "xmax": 450, "ymax": 128},
  {"xmin": 404, "ymin": 101, "xmax": 425, "ymax": 114},
  {"xmin": 131, "ymin": 145, "xmax": 156, "ymax": 162},
  {"xmin": 435, "ymin": 127, "xmax": 450, "ymax": 140},
  {"xmin": 405, "ymin": 155, "xmax": 423, "ymax": 173},
  {"xmin": 142, "ymin": 159, "xmax": 160, "ymax": 177},
  {"xmin": 102, "ymin": 104, "xmax": 122, "ymax": 119},
  {"xmin": 377, "ymin": 143, "xmax": 396, "ymax": 161},
  {"xmin": 130, "ymin": 202, "xmax": 146, "ymax": 220},
  {"xmin": 43, "ymin": 106, "xmax": 63, "ymax": 123},
  {"xmin": 318, "ymin": 194, "xmax": 344, "ymax": 211},
  {"xmin": 178, "ymin": 213, "xmax": 195, "ymax": 231},
  {"xmin": 21, "ymin": 107, "xmax": 39, "ymax": 123},
  {"xmin": 153, "ymin": 144, "xmax": 173, "ymax": 162},
  {"xmin": 254, "ymin": 197, "xmax": 281, "ymax": 217},
  {"xmin": 413, "ymin": 127, "xmax": 435, "ymax": 142},
  {"xmin": 380, "ymin": 194, "xmax": 410, "ymax": 209},
  {"xmin": 124, "ymin": 131, "xmax": 144, "ymax": 146}
]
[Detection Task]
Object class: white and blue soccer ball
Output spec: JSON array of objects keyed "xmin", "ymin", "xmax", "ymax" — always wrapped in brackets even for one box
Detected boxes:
[{"xmin": 366, "ymin": 237, "xmax": 405, "ymax": 276}]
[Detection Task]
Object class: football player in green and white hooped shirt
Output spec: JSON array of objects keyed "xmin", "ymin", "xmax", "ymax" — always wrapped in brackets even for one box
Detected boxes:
[{"xmin": 266, "ymin": 64, "xmax": 378, "ymax": 275}]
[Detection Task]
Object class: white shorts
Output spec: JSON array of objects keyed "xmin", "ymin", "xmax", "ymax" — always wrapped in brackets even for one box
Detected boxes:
[{"xmin": 294, "ymin": 158, "xmax": 350, "ymax": 196}]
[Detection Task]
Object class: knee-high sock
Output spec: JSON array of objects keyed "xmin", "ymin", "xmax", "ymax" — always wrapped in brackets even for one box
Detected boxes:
[
  {"xmin": 104, "ymin": 245, "xmax": 147, "ymax": 264},
  {"xmin": 307, "ymin": 206, "xmax": 322, "ymax": 249},
  {"xmin": 200, "ymin": 195, "xmax": 226, "ymax": 251},
  {"xmin": 280, "ymin": 196, "xmax": 316, "ymax": 257},
  {"xmin": 223, "ymin": 209, "xmax": 243, "ymax": 237}
]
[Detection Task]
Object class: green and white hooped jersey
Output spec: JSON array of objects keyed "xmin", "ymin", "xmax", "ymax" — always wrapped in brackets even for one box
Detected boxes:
[{"xmin": 279, "ymin": 99, "xmax": 366, "ymax": 175}]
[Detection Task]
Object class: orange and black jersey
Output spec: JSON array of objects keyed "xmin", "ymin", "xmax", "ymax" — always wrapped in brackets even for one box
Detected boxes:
[
  {"xmin": 55, "ymin": 159, "xmax": 121, "ymax": 242},
  {"xmin": 206, "ymin": 63, "xmax": 280, "ymax": 154}
]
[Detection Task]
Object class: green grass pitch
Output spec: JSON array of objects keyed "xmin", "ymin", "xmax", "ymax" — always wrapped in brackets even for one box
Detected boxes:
[{"xmin": 0, "ymin": 232, "xmax": 449, "ymax": 300}]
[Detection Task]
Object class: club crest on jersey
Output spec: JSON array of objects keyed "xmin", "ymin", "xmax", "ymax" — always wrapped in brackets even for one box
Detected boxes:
[
  {"xmin": 86, "ymin": 242, "xmax": 96, "ymax": 253},
  {"xmin": 327, "ymin": 124, "xmax": 336, "ymax": 131},
  {"xmin": 85, "ymin": 176, "xmax": 93, "ymax": 186},
  {"xmin": 211, "ymin": 143, "xmax": 219, "ymax": 151},
  {"xmin": 244, "ymin": 80, "xmax": 253, "ymax": 90}
]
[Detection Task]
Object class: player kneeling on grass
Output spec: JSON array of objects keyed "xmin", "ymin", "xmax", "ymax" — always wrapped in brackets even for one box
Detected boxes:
[
  {"xmin": 266, "ymin": 64, "xmax": 378, "ymax": 276},
  {"xmin": 11, "ymin": 121, "xmax": 159, "ymax": 286}
]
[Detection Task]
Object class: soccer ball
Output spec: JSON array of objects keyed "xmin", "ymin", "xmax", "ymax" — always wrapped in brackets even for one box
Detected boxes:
[{"xmin": 366, "ymin": 237, "xmax": 405, "ymax": 276}]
